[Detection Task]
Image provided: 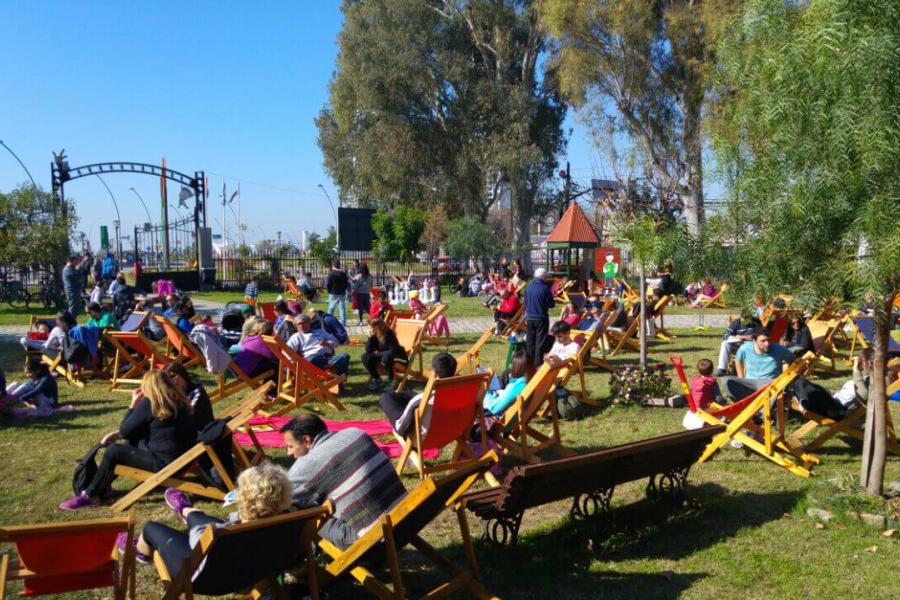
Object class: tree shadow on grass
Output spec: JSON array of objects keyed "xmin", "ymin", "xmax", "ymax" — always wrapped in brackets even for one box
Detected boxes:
[{"xmin": 0, "ymin": 406, "xmax": 120, "ymax": 430}]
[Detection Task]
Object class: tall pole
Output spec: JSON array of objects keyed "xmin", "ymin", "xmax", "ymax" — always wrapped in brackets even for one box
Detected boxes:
[
  {"xmin": 160, "ymin": 157, "xmax": 170, "ymax": 269},
  {"xmin": 95, "ymin": 174, "xmax": 122, "ymax": 258},
  {"xmin": 221, "ymin": 179, "xmax": 227, "ymax": 252},
  {"xmin": 0, "ymin": 140, "xmax": 38, "ymax": 190},
  {"xmin": 237, "ymin": 182, "xmax": 242, "ymax": 246},
  {"xmin": 129, "ymin": 187, "xmax": 153, "ymax": 224},
  {"xmin": 317, "ymin": 184, "xmax": 339, "ymax": 253}
]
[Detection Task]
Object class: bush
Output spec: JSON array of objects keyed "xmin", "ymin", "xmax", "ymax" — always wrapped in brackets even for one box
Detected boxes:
[{"xmin": 609, "ymin": 363, "xmax": 671, "ymax": 406}]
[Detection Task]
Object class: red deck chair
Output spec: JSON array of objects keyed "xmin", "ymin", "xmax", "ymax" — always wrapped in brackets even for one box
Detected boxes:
[
  {"xmin": 0, "ymin": 511, "xmax": 136, "ymax": 599},
  {"xmin": 395, "ymin": 371, "xmax": 492, "ymax": 479},
  {"xmin": 257, "ymin": 302, "xmax": 277, "ymax": 323},
  {"xmin": 155, "ymin": 316, "xmax": 205, "ymax": 369},
  {"xmin": 107, "ymin": 329, "xmax": 170, "ymax": 391},
  {"xmin": 768, "ymin": 315, "xmax": 789, "ymax": 344}
]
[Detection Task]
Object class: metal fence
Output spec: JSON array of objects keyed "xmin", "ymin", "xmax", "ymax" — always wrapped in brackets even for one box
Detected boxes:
[{"xmin": 134, "ymin": 214, "xmax": 197, "ymax": 271}]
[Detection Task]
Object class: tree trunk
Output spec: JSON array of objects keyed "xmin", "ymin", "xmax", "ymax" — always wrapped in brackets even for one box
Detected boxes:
[
  {"xmin": 639, "ymin": 271, "xmax": 647, "ymax": 371},
  {"xmin": 860, "ymin": 291, "xmax": 893, "ymax": 495},
  {"xmin": 682, "ymin": 107, "xmax": 704, "ymax": 236},
  {"xmin": 510, "ymin": 176, "xmax": 531, "ymax": 249}
]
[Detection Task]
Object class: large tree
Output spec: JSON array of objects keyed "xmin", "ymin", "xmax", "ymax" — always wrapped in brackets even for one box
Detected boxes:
[
  {"xmin": 711, "ymin": 0, "xmax": 900, "ymax": 494},
  {"xmin": 538, "ymin": 0, "xmax": 739, "ymax": 234},
  {"xmin": 0, "ymin": 184, "xmax": 75, "ymax": 275},
  {"xmin": 317, "ymin": 0, "xmax": 567, "ymax": 246}
]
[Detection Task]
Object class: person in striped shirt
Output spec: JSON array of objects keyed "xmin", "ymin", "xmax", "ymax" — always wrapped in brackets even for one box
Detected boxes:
[
  {"xmin": 281, "ymin": 414, "xmax": 407, "ymax": 549},
  {"xmin": 244, "ymin": 275, "xmax": 260, "ymax": 306}
]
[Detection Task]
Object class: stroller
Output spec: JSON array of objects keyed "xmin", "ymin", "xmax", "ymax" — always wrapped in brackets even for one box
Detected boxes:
[{"xmin": 220, "ymin": 311, "xmax": 245, "ymax": 348}]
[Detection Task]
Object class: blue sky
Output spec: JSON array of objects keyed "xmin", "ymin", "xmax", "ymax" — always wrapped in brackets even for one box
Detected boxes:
[{"xmin": 0, "ymin": 1, "xmax": 610, "ymax": 250}]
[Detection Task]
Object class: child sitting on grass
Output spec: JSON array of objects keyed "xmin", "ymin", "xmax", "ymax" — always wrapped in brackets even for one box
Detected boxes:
[{"xmin": 2, "ymin": 360, "xmax": 69, "ymax": 418}]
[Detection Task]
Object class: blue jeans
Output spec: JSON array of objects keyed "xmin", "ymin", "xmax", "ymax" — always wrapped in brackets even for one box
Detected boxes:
[
  {"xmin": 309, "ymin": 351, "xmax": 350, "ymax": 378},
  {"xmin": 327, "ymin": 294, "xmax": 346, "ymax": 325}
]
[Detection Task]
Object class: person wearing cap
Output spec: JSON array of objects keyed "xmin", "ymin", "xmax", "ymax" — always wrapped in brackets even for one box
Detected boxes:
[
  {"xmin": 523, "ymin": 268, "xmax": 555, "ymax": 367},
  {"xmin": 408, "ymin": 289, "xmax": 427, "ymax": 319}
]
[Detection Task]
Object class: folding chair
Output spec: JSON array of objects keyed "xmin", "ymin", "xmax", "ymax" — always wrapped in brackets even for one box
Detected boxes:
[
  {"xmin": 614, "ymin": 277, "xmax": 640, "ymax": 308},
  {"xmin": 155, "ymin": 316, "xmax": 205, "ymax": 369},
  {"xmin": 23, "ymin": 315, "xmax": 56, "ymax": 364},
  {"xmin": 497, "ymin": 305, "xmax": 526, "ymax": 340},
  {"xmin": 605, "ymin": 310, "xmax": 640, "ymax": 356},
  {"xmin": 496, "ymin": 360, "xmax": 575, "ymax": 464},
  {"xmin": 106, "ymin": 328, "xmax": 171, "ymax": 392},
  {"xmin": 805, "ymin": 319, "xmax": 840, "ymax": 374},
  {"xmin": 693, "ymin": 283, "xmax": 729, "ymax": 309},
  {"xmin": 395, "ymin": 371, "xmax": 492, "ymax": 479},
  {"xmin": 385, "ymin": 309, "xmax": 414, "ymax": 330},
  {"xmin": 259, "ymin": 334, "xmax": 345, "ymax": 414},
  {"xmin": 154, "ymin": 504, "xmax": 332, "ymax": 600},
  {"xmin": 422, "ymin": 302, "xmax": 449, "ymax": 344},
  {"xmin": 652, "ymin": 294, "xmax": 676, "ymax": 341},
  {"xmin": 557, "ymin": 328, "xmax": 604, "ymax": 406},
  {"xmin": 788, "ymin": 398, "xmax": 900, "ymax": 456},
  {"xmin": 561, "ymin": 291, "xmax": 587, "ymax": 312},
  {"xmin": 207, "ymin": 356, "xmax": 275, "ymax": 405},
  {"xmin": 316, "ymin": 454, "xmax": 498, "ymax": 600},
  {"xmin": 257, "ymin": 301, "xmax": 277, "ymax": 323},
  {"xmin": 455, "ymin": 329, "xmax": 495, "ymax": 375},
  {"xmin": 688, "ymin": 354, "xmax": 821, "ymax": 477},
  {"xmin": 552, "ymin": 278, "xmax": 575, "ymax": 302},
  {"xmin": 387, "ymin": 319, "xmax": 427, "ymax": 391},
  {"xmin": 41, "ymin": 349, "xmax": 88, "ymax": 388},
  {"xmin": 110, "ymin": 385, "xmax": 272, "ymax": 512},
  {"xmin": 0, "ymin": 510, "xmax": 136, "ymax": 600},
  {"xmin": 848, "ymin": 316, "xmax": 900, "ymax": 357}
]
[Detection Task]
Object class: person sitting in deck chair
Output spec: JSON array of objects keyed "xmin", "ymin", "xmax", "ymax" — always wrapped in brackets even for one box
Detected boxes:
[
  {"xmin": 378, "ymin": 352, "xmax": 457, "ymax": 438},
  {"xmin": 492, "ymin": 287, "xmax": 521, "ymax": 335},
  {"xmin": 281, "ymin": 414, "xmax": 407, "ymax": 549},
  {"xmin": 19, "ymin": 311, "xmax": 72, "ymax": 352},
  {"xmin": 85, "ymin": 302, "xmax": 120, "ymax": 330},
  {"xmin": 287, "ymin": 314, "xmax": 350, "ymax": 379},
  {"xmin": 235, "ymin": 319, "xmax": 279, "ymax": 379},
  {"xmin": 483, "ymin": 351, "xmax": 529, "ymax": 416},
  {"xmin": 60, "ymin": 369, "xmax": 196, "ymax": 510},
  {"xmin": 783, "ymin": 315, "xmax": 815, "ymax": 357},
  {"xmin": 544, "ymin": 321, "xmax": 580, "ymax": 366},
  {"xmin": 714, "ymin": 310, "xmax": 761, "ymax": 376},
  {"xmin": 719, "ymin": 327, "xmax": 795, "ymax": 402},
  {"xmin": 362, "ymin": 318, "xmax": 407, "ymax": 392},
  {"xmin": 120, "ymin": 463, "xmax": 293, "ymax": 568}
]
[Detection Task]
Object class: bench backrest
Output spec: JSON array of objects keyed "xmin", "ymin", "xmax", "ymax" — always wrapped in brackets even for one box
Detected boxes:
[{"xmin": 495, "ymin": 427, "xmax": 725, "ymax": 514}]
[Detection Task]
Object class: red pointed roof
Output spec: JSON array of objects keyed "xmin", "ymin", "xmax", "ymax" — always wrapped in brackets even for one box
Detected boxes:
[{"xmin": 546, "ymin": 202, "xmax": 600, "ymax": 246}]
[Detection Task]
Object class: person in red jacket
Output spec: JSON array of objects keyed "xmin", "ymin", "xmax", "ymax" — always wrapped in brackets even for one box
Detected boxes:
[
  {"xmin": 492, "ymin": 288, "xmax": 521, "ymax": 334},
  {"xmin": 368, "ymin": 288, "xmax": 392, "ymax": 321}
]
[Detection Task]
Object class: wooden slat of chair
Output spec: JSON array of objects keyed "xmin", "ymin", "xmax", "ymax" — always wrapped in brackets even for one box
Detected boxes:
[
  {"xmin": 455, "ymin": 329, "xmax": 495, "ymax": 376},
  {"xmin": 208, "ymin": 359, "xmax": 274, "ymax": 405},
  {"xmin": 107, "ymin": 330, "xmax": 170, "ymax": 391},
  {"xmin": 155, "ymin": 316, "xmax": 205, "ymax": 369},
  {"xmin": 390, "ymin": 319, "xmax": 427, "ymax": 392},
  {"xmin": 805, "ymin": 319, "xmax": 840, "ymax": 374},
  {"xmin": 258, "ymin": 335, "xmax": 345, "ymax": 414},
  {"xmin": 789, "ymin": 399, "xmax": 900, "ymax": 456},
  {"xmin": 606, "ymin": 312, "xmax": 640, "ymax": 356}
]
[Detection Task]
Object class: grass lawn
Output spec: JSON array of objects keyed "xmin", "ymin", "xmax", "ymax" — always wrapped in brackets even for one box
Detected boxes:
[{"xmin": 1, "ymin": 325, "xmax": 899, "ymax": 599}]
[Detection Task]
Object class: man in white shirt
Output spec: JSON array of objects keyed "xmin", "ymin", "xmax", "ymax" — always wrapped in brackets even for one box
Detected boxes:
[
  {"xmin": 377, "ymin": 353, "xmax": 457, "ymax": 437},
  {"xmin": 287, "ymin": 314, "xmax": 350, "ymax": 377},
  {"xmin": 544, "ymin": 321, "xmax": 580, "ymax": 366}
]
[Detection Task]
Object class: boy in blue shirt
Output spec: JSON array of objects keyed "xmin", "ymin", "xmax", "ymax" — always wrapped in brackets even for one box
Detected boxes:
[{"xmin": 720, "ymin": 327, "xmax": 794, "ymax": 401}]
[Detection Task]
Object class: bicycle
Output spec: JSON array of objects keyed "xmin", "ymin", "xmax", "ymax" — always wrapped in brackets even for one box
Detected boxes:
[
  {"xmin": 0, "ymin": 279, "xmax": 28, "ymax": 309},
  {"xmin": 26, "ymin": 279, "xmax": 61, "ymax": 311}
]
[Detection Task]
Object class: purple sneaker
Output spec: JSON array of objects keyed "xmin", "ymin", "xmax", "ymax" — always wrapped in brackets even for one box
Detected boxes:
[
  {"xmin": 59, "ymin": 491, "xmax": 100, "ymax": 511},
  {"xmin": 164, "ymin": 488, "xmax": 193, "ymax": 523},
  {"xmin": 116, "ymin": 532, "xmax": 150, "ymax": 564}
]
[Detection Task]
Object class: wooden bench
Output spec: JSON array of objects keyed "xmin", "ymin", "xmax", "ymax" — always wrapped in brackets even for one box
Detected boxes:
[{"xmin": 460, "ymin": 426, "xmax": 724, "ymax": 545}]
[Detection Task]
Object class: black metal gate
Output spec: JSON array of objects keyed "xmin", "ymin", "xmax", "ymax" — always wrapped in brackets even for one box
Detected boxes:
[{"xmin": 134, "ymin": 214, "xmax": 197, "ymax": 271}]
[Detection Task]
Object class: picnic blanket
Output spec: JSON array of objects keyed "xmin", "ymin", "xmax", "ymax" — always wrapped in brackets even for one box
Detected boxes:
[{"xmin": 233, "ymin": 416, "xmax": 440, "ymax": 460}]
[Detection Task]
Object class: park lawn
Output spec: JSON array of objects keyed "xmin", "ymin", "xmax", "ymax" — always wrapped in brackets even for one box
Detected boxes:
[{"xmin": 1, "ymin": 327, "xmax": 899, "ymax": 598}]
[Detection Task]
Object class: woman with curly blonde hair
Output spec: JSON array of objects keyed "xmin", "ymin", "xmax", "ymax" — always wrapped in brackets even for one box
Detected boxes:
[{"xmin": 123, "ymin": 464, "xmax": 294, "ymax": 575}]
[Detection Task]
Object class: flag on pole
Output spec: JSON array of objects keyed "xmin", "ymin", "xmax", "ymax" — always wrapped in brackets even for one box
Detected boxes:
[
  {"xmin": 221, "ymin": 181, "xmax": 227, "ymax": 206},
  {"xmin": 178, "ymin": 185, "xmax": 192, "ymax": 208},
  {"xmin": 229, "ymin": 189, "xmax": 238, "ymax": 204}
]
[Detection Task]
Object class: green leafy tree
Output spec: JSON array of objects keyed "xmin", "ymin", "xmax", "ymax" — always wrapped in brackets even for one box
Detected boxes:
[
  {"xmin": 0, "ymin": 184, "xmax": 76, "ymax": 278},
  {"xmin": 446, "ymin": 216, "xmax": 502, "ymax": 258},
  {"xmin": 538, "ymin": 0, "xmax": 741, "ymax": 234},
  {"xmin": 371, "ymin": 207, "xmax": 426, "ymax": 263},
  {"xmin": 307, "ymin": 228, "xmax": 338, "ymax": 268},
  {"xmin": 711, "ymin": 0, "xmax": 900, "ymax": 494}
]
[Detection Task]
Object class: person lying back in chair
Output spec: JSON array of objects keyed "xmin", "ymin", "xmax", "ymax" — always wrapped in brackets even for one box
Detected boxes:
[
  {"xmin": 280, "ymin": 414, "xmax": 406, "ymax": 549},
  {"xmin": 378, "ymin": 352, "xmax": 457, "ymax": 438},
  {"xmin": 121, "ymin": 463, "xmax": 292, "ymax": 569},
  {"xmin": 719, "ymin": 327, "xmax": 794, "ymax": 401}
]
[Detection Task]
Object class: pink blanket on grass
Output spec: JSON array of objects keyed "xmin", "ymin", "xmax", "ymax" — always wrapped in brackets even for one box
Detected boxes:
[{"xmin": 233, "ymin": 416, "xmax": 439, "ymax": 460}]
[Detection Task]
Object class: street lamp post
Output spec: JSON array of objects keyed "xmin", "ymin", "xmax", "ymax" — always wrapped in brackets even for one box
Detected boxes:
[
  {"xmin": 129, "ymin": 187, "xmax": 153, "ymax": 225},
  {"xmin": 317, "ymin": 184, "xmax": 340, "ymax": 253},
  {"xmin": 0, "ymin": 140, "xmax": 38, "ymax": 190},
  {"xmin": 95, "ymin": 175, "xmax": 122, "ymax": 259}
]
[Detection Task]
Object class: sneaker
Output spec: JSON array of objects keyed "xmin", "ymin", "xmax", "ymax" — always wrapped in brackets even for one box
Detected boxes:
[
  {"xmin": 729, "ymin": 439, "xmax": 744, "ymax": 450},
  {"xmin": 116, "ymin": 532, "xmax": 150, "ymax": 564},
  {"xmin": 164, "ymin": 488, "xmax": 193, "ymax": 523},
  {"xmin": 383, "ymin": 380, "xmax": 395, "ymax": 392},
  {"xmin": 367, "ymin": 379, "xmax": 382, "ymax": 392},
  {"xmin": 59, "ymin": 491, "xmax": 100, "ymax": 511},
  {"xmin": 357, "ymin": 321, "xmax": 365, "ymax": 327}
]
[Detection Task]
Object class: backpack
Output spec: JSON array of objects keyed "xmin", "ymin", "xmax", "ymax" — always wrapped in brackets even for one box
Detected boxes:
[
  {"xmin": 61, "ymin": 335, "xmax": 90, "ymax": 366},
  {"xmin": 72, "ymin": 443, "xmax": 104, "ymax": 495},
  {"xmin": 794, "ymin": 377, "xmax": 847, "ymax": 421},
  {"xmin": 555, "ymin": 388, "xmax": 585, "ymax": 421}
]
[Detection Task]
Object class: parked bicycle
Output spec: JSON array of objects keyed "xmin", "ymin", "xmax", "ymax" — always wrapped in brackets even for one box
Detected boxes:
[
  {"xmin": 26, "ymin": 278, "xmax": 61, "ymax": 311},
  {"xmin": 0, "ymin": 279, "xmax": 28, "ymax": 309}
]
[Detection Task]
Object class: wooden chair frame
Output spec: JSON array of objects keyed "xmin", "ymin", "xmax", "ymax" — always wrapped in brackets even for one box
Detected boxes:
[
  {"xmin": 455, "ymin": 329, "xmax": 495, "ymax": 376},
  {"xmin": 0, "ymin": 511, "xmax": 136, "ymax": 600},
  {"xmin": 107, "ymin": 328, "xmax": 170, "ymax": 392},
  {"xmin": 110, "ymin": 386, "xmax": 273, "ymax": 512},
  {"xmin": 604, "ymin": 310, "xmax": 640, "ymax": 356},
  {"xmin": 387, "ymin": 319, "xmax": 427, "ymax": 392},
  {"xmin": 316, "ymin": 455, "xmax": 498, "ymax": 600},
  {"xmin": 804, "ymin": 319, "xmax": 840, "ymax": 375},
  {"xmin": 788, "ymin": 399, "xmax": 900, "ymax": 456},
  {"xmin": 259, "ymin": 334, "xmax": 345, "ymax": 414},
  {"xmin": 155, "ymin": 316, "xmax": 205, "ymax": 369},
  {"xmin": 651, "ymin": 294, "xmax": 676, "ymax": 341},
  {"xmin": 559, "ymin": 328, "xmax": 604, "ymax": 406},
  {"xmin": 395, "ymin": 371, "xmax": 491, "ymax": 479},
  {"xmin": 207, "ymin": 357, "xmax": 275, "ymax": 405},
  {"xmin": 496, "ymin": 304, "xmax": 526, "ymax": 340},
  {"xmin": 154, "ymin": 505, "xmax": 332, "ymax": 600},
  {"xmin": 693, "ymin": 283, "xmax": 729, "ymax": 309}
]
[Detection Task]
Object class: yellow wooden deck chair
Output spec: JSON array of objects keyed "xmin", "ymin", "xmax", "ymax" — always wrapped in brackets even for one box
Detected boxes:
[
  {"xmin": 497, "ymin": 360, "xmax": 576, "ymax": 464},
  {"xmin": 316, "ymin": 454, "xmax": 499, "ymax": 600},
  {"xmin": 110, "ymin": 385, "xmax": 273, "ymax": 512},
  {"xmin": 652, "ymin": 294, "xmax": 676, "ymax": 341},
  {"xmin": 0, "ymin": 511, "xmax": 137, "ymax": 600},
  {"xmin": 496, "ymin": 304, "xmax": 526, "ymax": 340},
  {"xmin": 389, "ymin": 318, "xmax": 427, "ymax": 391},
  {"xmin": 695, "ymin": 354, "xmax": 820, "ymax": 477},
  {"xmin": 788, "ymin": 398, "xmax": 900, "ymax": 456},
  {"xmin": 455, "ymin": 329, "xmax": 495, "ymax": 375},
  {"xmin": 154, "ymin": 504, "xmax": 331, "ymax": 600},
  {"xmin": 259, "ymin": 334, "xmax": 345, "ymax": 414},
  {"xmin": 395, "ymin": 371, "xmax": 491, "ymax": 479},
  {"xmin": 605, "ymin": 309, "xmax": 641, "ymax": 356},
  {"xmin": 805, "ymin": 319, "xmax": 840, "ymax": 374},
  {"xmin": 558, "ymin": 328, "xmax": 603, "ymax": 406},
  {"xmin": 422, "ymin": 302, "xmax": 449, "ymax": 344},
  {"xmin": 694, "ymin": 283, "xmax": 729, "ymax": 309}
]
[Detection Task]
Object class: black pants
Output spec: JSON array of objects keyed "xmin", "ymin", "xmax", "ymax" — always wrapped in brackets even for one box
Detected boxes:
[
  {"xmin": 378, "ymin": 390, "xmax": 415, "ymax": 436},
  {"xmin": 85, "ymin": 443, "xmax": 164, "ymax": 498},
  {"xmin": 143, "ymin": 511, "xmax": 224, "ymax": 579},
  {"xmin": 362, "ymin": 350, "xmax": 399, "ymax": 380},
  {"xmin": 526, "ymin": 317, "xmax": 549, "ymax": 368},
  {"xmin": 356, "ymin": 293, "xmax": 371, "ymax": 322}
]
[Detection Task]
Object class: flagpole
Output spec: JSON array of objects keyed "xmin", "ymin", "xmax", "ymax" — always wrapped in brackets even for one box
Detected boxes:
[
  {"xmin": 161, "ymin": 157, "xmax": 170, "ymax": 269},
  {"xmin": 237, "ymin": 182, "xmax": 242, "ymax": 246},
  {"xmin": 222, "ymin": 179, "xmax": 227, "ymax": 253}
]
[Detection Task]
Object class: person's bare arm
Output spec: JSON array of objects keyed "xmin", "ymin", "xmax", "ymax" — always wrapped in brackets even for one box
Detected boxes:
[{"xmin": 735, "ymin": 359, "xmax": 745, "ymax": 378}]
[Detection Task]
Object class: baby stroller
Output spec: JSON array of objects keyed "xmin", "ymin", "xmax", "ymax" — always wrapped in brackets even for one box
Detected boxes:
[{"xmin": 220, "ymin": 311, "xmax": 245, "ymax": 348}]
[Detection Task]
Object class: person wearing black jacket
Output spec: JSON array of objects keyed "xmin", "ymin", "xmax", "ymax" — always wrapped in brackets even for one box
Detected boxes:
[
  {"xmin": 324, "ymin": 259, "xmax": 350, "ymax": 326},
  {"xmin": 523, "ymin": 268, "xmax": 555, "ymax": 368},
  {"xmin": 164, "ymin": 361, "xmax": 214, "ymax": 432},
  {"xmin": 60, "ymin": 370, "xmax": 196, "ymax": 510},
  {"xmin": 783, "ymin": 316, "xmax": 815, "ymax": 357},
  {"xmin": 362, "ymin": 318, "xmax": 407, "ymax": 392}
]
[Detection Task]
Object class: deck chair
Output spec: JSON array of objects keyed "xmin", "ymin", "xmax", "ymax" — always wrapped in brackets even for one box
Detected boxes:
[
  {"xmin": 497, "ymin": 304, "xmax": 526, "ymax": 340},
  {"xmin": 687, "ymin": 354, "xmax": 820, "ymax": 477},
  {"xmin": 385, "ymin": 309, "xmax": 414, "ymax": 330},
  {"xmin": 422, "ymin": 303, "xmax": 449, "ymax": 344},
  {"xmin": 557, "ymin": 328, "xmax": 603, "ymax": 406},
  {"xmin": 455, "ymin": 329, "xmax": 495, "ymax": 375},
  {"xmin": 693, "ymin": 283, "xmax": 729, "ymax": 309},
  {"xmin": 23, "ymin": 315, "xmax": 57, "ymax": 364},
  {"xmin": 395, "ymin": 371, "xmax": 492, "ymax": 479},
  {"xmin": 651, "ymin": 294, "xmax": 676, "ymax": 341},
  {"xmin": 552, "ymin": 278, "xmax": 575, "ymax": 302},
  {"xmin": 259, "ymin": 334, "xmax": 345, "ymax": 414},
  {"xmin": 110, "ymin": 385, "xmax": 272, "ymax": 512},
  {"xmin": 0, "ymin": 511, "xmax": 136, "ymax": 600},
  {"xmin": 40, "ymin": 348, "xmax": 88, "ymax": 388},
  {"xmin": 496, "ymin": 360, "xmax": 576, "ymax": 464},
  {"xmin": 788, "ymin": 398, "xmax": 900, "ymax": 456},
  {"xmin": 614, "ymin": 277, "xmax": 640, "ymax": 308},
  {"xmin": 848, "ymin": 316, "xmax": 900, "ymax": 357},
  {"xmin": 387, "ymin": 319, "xmax": 427, "ymax": 392},
  {"xmin": 257, "ymin": 301, "xmax": 277, "ymax": 323},
  {"xmin": 107, "ymin": 330, "xmax": 170, "ymax": 392},
  {"xmin": 605, "ymin": 309, "xmax": 640, "ymax": 356},
  {"xmin": 154, "ymin": 504, "xmax": 332, "ymax": 600},
  {"xmin": 562, "ymin": 291, "xmax": 587, "ymax": 312},
  {"xmin": 207, "ymin": 353, "xmax": 275, "ymax": 405},
  {"xmin": 155, "ymin": 316, "xmax": 205, "ymax": 369},
  {"xmin": 805, "ymin": 319, "xmax": 840, "ymax": 374},
  {"xmin": 316, "ymin": 454, "xmax": 498, "ymax": 600}
]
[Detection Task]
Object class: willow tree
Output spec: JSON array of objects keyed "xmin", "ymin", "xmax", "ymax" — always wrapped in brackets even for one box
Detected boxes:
[
  {"xmin": 538, "ymin": 0, "xmax": 740, "ymax": 235},
  {"xmin": 711, "ymin": 0, "xmax": 900, "ymax": 494}
]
